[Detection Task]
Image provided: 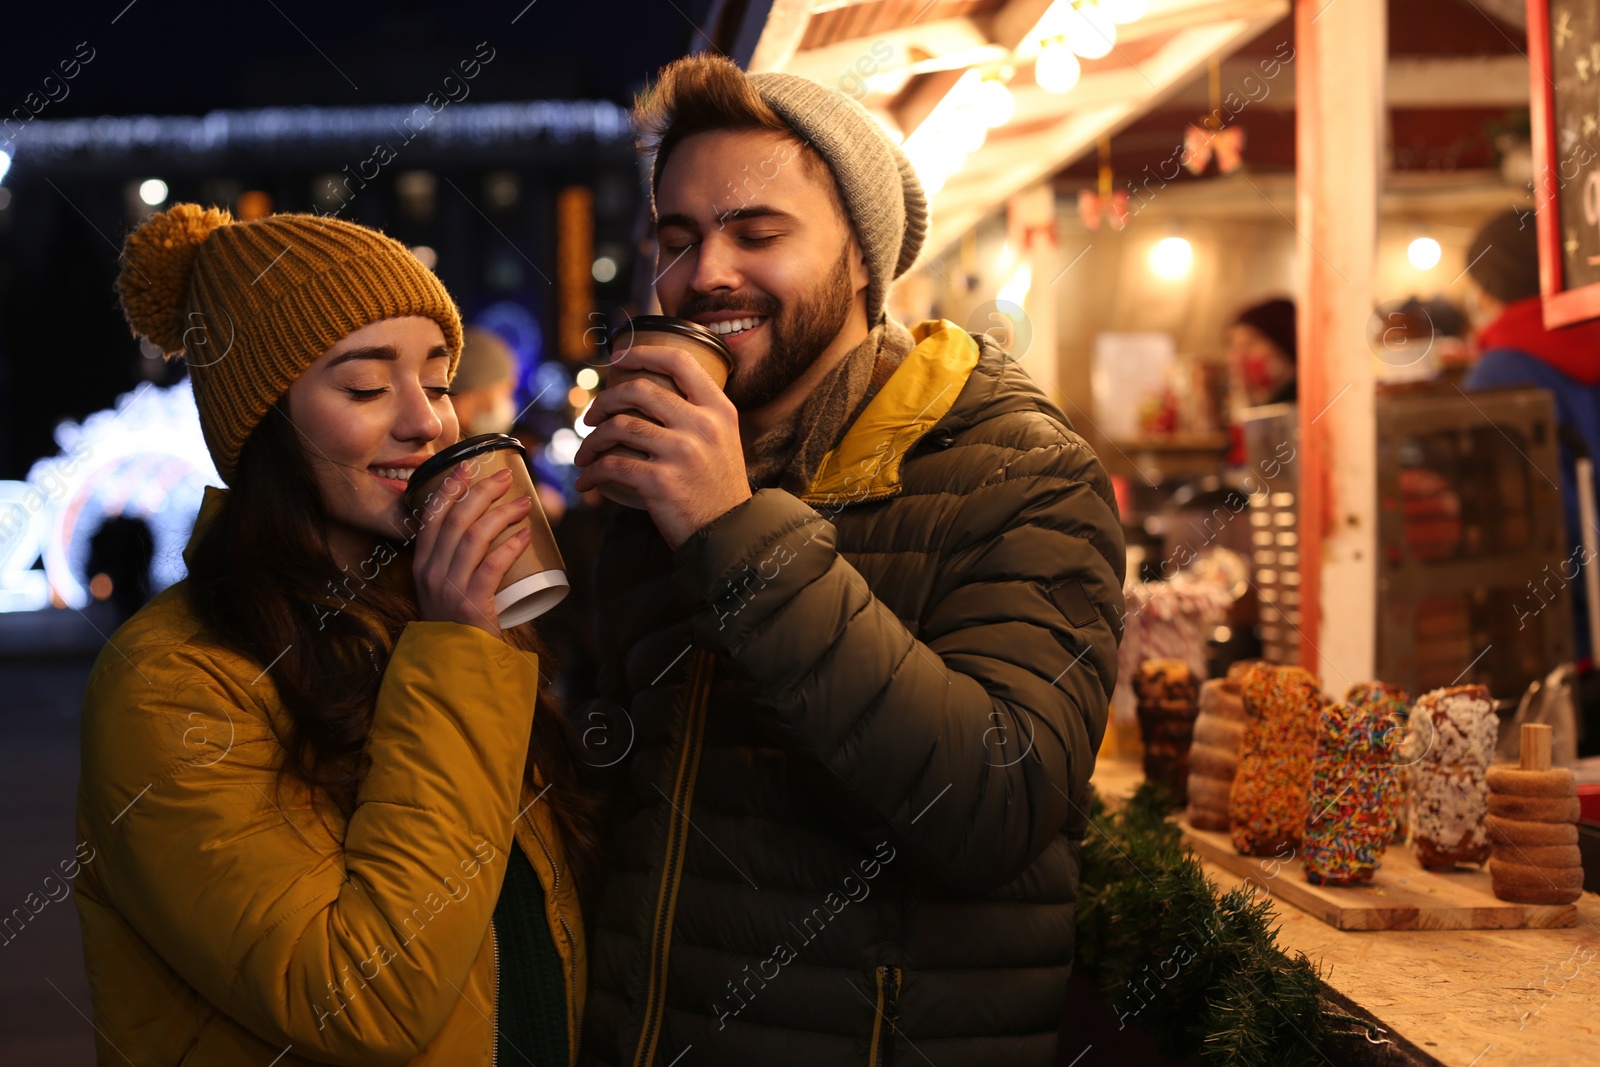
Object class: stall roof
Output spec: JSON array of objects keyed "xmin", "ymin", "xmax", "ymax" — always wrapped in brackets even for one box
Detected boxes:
[
  {"xmin": 705, "ymin": 0, "xmax": 1533, "ymax": 256},
  {"xmin": 719, "ymin": 0, "xmax": 1289, "ymax": 257}
]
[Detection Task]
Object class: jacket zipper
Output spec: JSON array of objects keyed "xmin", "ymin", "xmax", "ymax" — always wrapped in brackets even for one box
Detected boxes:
[
  {"xmin": 630, "ymin": 649, "xmax": 715, "ymax": 1067},
  {"xmin": 866, "ymin": 964, "xmax": 902, "ymax": 1067},
  {"xmin": 523, "ymin": 810, "xmax": 579, "ymax": 1059},
  {"xmin": 489, "ymin": 919, "xmax": 500, "ymax": 1067}
]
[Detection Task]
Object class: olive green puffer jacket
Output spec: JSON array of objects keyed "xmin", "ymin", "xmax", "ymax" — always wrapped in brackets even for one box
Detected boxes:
[{"xmin": 581, "ymin": 320, "xmax": 1125, "ymax": 1067}]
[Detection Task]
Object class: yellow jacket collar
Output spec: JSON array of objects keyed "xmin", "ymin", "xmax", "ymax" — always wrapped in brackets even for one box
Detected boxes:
[{"xmin": 801, "ymin": 319, "xmax": 979, "ymax": 508}]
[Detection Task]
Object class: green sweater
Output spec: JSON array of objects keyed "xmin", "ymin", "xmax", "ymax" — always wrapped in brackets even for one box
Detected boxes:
[{"xmin": 492, "ymin": 838, "xmax": 568, "ymax": 1066}]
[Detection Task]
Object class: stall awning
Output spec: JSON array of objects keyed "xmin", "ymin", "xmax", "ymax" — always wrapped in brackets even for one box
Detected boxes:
[{"xmin": 729, "ymin": 0, "xmax": 1288, "ymax": 257}]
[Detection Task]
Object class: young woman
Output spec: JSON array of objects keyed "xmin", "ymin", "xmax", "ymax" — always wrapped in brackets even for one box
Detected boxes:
[{"xmin": 75, "ymin": 203, "xmax": 597, "ymax": 1066}]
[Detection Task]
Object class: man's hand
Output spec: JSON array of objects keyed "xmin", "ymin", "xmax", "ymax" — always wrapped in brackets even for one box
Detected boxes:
[{"xmin": 574, "ymin": 343, "xmax": 752, "ymax": 548}]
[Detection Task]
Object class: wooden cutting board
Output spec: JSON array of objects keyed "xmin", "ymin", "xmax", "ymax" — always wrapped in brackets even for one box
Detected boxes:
[{"xmin": 1178, "ymin": 819, "xmax": 1578, "ymax": 931}]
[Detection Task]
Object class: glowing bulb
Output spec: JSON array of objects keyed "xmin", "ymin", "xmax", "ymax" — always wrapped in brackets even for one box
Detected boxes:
[
  {"xmin": 918, "ymin": 167, "xmax": 950, "ymax": 196},
  {"xmin": 944, "ymin": 85, "xmax": 990, "ymax": 153},
  {"xmin": 591, "ymin": 256, "xmax": 618, "ymax": 283},
  {"xmin": 1150, "ymin": 237, "xmax": 1193, "ymax": 279},
  {"xmin": 547, "ymin": 428, "xmax": 581, "ymax": 465},
  {"xmin": 950, "ymin": 114, "xmax": 988, "ymax": 154},
  {"xmin": 1034, "ymin": 40, "xmax": 1082, "ymax": 94},
  {"xmin": 1066, "ymin": 4, "xmax": 1116, "ymax": 59},
  {"xmin": 907, "ymin": 150, "xmax": 956, "ymax": 196},
  {"xmin": 575, "ymin": 367, "xmax": 600, "ymax": 391},
  {"xmin": 997, "ymin": 263, "xmax": 1033, "ymax": 308},
  {"xmin": 974, "ymin": 78, "xmax": 1015, "ymax": 128},
  {"xmin": 1099, "ymin": 0, "xmax": 1147, "ymax": 23},
  {"xmin": 139, "ymin": 179, "xmax": 168, "ymax": 206},
  {"xmin": 1407, "ymin": 237, "xmax": 1441, "ymax": 270}
]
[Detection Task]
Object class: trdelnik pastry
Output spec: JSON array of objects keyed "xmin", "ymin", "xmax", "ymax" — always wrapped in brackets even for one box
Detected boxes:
[
  {"xmin": 1405, "ymin": 685, "xmax": 1497, "ymax": 869},
  {"xmin": 1184, "ymin": 659, "xmax": 1254, "ymax": 832},
  {"xmin": 1227, "ymin": 663, "xmax": 1322, "ymax": 856},
  {"xmin": 1301, "ymin": 698, "xmax": 1400, "ymax": 886}
]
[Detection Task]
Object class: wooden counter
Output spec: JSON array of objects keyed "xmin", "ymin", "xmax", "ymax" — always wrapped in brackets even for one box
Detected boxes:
[{"xmin": 1088, "ymin": 758, "xmax": 1600, "ymax": 1066}]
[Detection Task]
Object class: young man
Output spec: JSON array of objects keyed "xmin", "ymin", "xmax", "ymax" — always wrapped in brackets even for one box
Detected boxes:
[{"xmin": 573, "ymin": 55, "xmax": 1125, "ymax": 1067}]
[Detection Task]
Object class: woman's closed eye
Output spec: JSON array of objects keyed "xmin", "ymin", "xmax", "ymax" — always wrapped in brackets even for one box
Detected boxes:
[{"xmin": 344, "ymin": 385, "xmax": 454, "ymax": 400}]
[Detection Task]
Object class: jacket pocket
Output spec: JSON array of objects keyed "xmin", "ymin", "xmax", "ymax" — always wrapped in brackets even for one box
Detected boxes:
[{"xmin": 865, "ymin": 964, "xmax": 902, "ymax": 1067}]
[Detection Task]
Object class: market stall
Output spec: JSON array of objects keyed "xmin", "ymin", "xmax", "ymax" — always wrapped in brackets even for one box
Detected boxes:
[{"xmin": 719, "ymin": 1, "xmax": 1600, "ymax": 1063}]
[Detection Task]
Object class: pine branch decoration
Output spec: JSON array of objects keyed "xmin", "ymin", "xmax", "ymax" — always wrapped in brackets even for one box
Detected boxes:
[{"xmin": 1075, "ymin": 782, "xmax": 1377, "ymax": 1064}]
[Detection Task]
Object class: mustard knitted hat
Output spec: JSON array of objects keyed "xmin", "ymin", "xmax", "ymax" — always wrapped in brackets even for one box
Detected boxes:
[{"xmin": 117, "ymin": 204, "xmax": 463, "ymax": 485}]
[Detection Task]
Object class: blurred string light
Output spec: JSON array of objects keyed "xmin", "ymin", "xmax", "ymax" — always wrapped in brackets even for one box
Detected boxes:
[
  {"xmin": 891, "ymin": 1, "xmax": 1148, "ymax": 187},
  {"xmin": 1, "ymin": 102, "xmax": 633, "ymax": 170},
  {"xmin": 1407, "ymin": 236, "xmax": 1442, "ymax": 270},
  {"xmin": 903, "ymin": 69, "xmax": 1004, "ymax": 196},
  {"xmin": 974, "ymin": 75, "xmax": 1015, "ymax": 128},
  {"xmin": 575, "ymin": 367, "xmax": 600, "ymax": 390},
  {"xmin": 997, "ymin": 262, "xmax": 1033, "ymax": 309},
  {"xmin": 4, "ymin": 381, "xmax": 218, "ymax": 612},
  {"xmin": 138, "ymin": 178, "xmax": 168, "ymax": 205},
  {"xmin": 591, "ymin": 255, "xmax": 618, "ymax": 283},
  {"xmin": 546, "ymin": 427, "xmax": 582, "ymax": 466},
  {"xmin": 1066, "ymin": 3, "xmax": 1117, "ymax": 58},
  {"xmin": 1150, "ymin": 236, "xmax": 1193, "ymax": 279},
  {"xmin": 236, "ymin": 190, "xmax": 272, "ymax": 220},
  {"xmin": 410, "ymin": 245, "xmax": 438, "ymax": 270},
  {"xmin": 574, "ymin": 398, "xmax": 596, "ymax": 437},
  {"xmin": 1034, "ymin": 41, "xmax": 1082, "ymax": 94},
  {"xmin": 0, "ymin": 148, "xmax": 11, "ymax": 184},
  {"xmin": 1034, "ymin": 1, "xmax": 1117, "ymax": 61}
]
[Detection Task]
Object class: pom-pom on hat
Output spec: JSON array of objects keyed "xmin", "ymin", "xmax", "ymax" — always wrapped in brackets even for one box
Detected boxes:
[{"xmin": 117, "ymin": 204, "xmax": 463, "ymax": 485}]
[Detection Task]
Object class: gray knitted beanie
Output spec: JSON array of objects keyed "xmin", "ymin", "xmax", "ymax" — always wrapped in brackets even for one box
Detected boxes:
[{"xmin": 650, "ymin": 70, "xmax": 928, "ymax": 327}]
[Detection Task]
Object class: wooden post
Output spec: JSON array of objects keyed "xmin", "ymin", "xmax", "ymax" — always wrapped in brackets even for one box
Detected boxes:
[
  {"xmin": 1295, "ymin": 0, "xmax": 1384, "ymax": 686},
  {"xmin": 1521, "ymin": 722, "xmax": 1553, "ymax": 771}
]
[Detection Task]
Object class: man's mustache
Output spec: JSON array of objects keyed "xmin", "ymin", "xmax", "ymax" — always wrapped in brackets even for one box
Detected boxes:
[{"xmin": 676, "ymin": 295, "xmax": 782, "ymax": 319}]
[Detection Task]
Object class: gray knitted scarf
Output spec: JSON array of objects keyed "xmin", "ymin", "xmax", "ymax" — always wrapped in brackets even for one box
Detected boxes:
[{"xmin": 744, "ymin": 318, "xmax": 917, "ymax": 496}]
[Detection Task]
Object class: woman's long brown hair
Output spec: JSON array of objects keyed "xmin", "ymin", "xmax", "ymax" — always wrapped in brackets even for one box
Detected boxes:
[{"xmin": 183, "ymin": 396, "xmax": 604, "ymax": 899}]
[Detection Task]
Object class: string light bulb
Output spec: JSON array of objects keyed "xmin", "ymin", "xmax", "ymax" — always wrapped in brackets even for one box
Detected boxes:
[{"xmin": 1035, "ymin": 39, "xmax": 1082, "ymax": 94}]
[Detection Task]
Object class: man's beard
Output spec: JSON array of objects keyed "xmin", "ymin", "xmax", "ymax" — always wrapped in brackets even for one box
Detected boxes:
[{"xmin": 676, "ymin": 242, "xmax": 855, "ymax": 410}]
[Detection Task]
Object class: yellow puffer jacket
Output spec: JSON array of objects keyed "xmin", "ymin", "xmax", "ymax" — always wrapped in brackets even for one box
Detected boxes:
[{"xmin": 74, "ymin": 485, "xmax": 585, "ymax": 1066}]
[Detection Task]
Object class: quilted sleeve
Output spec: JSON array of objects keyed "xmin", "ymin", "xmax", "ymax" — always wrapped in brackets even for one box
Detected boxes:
[{"xmin": 78, "ymin": 622, "xmax": 539, "ymax": 1065}]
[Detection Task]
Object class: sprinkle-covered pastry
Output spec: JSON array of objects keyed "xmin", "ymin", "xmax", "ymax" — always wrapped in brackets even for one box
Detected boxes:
[
  {"xmin": 1405, "ymin": 685, "xmax": 1496, "ymax": 869},
  {"xmin": 1228, "ymin": 663, "xmax": 1323, "ymax": 856},
  {"xmin": 1302, "ymin": 700, "xmax": 1397, "ymax": 885},
  {"xmin": 1343, "ymin": 681, "xmax": 1410, "ymax": 845}
]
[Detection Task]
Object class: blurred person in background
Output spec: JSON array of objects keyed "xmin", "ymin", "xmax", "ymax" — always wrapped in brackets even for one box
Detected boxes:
[
  {"xmin": 450, "ymin": 325, "xmax": 520, "ymax": 435},
  {"xmin": 76, "ymin": 203, "xmax": 598, "ymax": 1066},
  {"xmin": 86, "ymin": 515, "xmax": 155, "ymax": 624},
  {"xmin": 1463, "ymin": 208, "xmax": 1600, "ymax": 663},
  {"xmin": 1226, "ymin": 297, "xmax": 1298, "ymax": 406}
]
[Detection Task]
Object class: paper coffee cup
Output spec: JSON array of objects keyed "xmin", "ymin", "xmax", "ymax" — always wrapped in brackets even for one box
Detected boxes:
[
  {"xmin": 405, "ymin": 434, "xmax": 569, "ymax": 627},
  {"xmin": 598, "ymin": 315, "xmax": 735, "ymax": 508}
]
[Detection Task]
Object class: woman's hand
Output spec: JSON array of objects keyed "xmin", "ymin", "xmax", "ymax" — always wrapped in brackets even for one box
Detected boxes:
[{"xmin": 412, "ymin": 462, "xmax": 532, "ymax": 638}]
